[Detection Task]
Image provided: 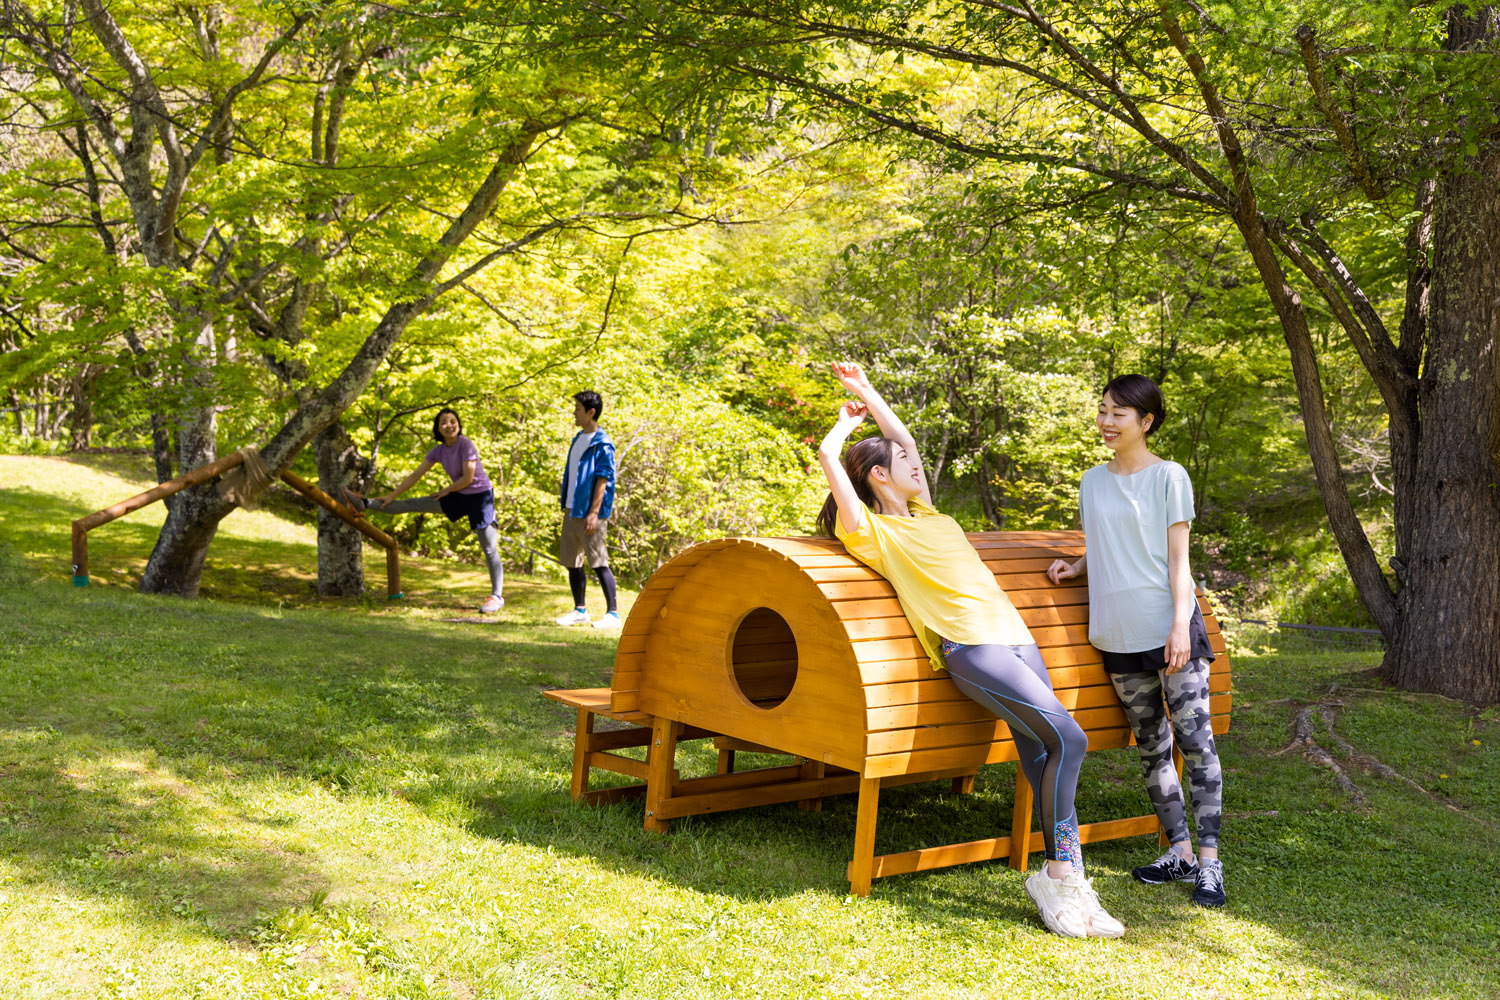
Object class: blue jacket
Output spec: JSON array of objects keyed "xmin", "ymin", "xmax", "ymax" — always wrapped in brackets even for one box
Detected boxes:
[{"xmin": 561, "ymin": 428, "xmax": 616, "ymax": 519}]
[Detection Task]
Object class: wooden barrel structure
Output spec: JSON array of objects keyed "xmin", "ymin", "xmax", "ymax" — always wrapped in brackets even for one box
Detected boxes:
[{"xmin": 601, "ymin": 529, "xmax": 1231, "ymax": 894}]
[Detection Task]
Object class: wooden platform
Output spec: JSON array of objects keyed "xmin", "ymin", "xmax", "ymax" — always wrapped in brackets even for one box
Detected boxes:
[{"xmin": 544, "ymin": 530, "xmax": 1232, "ymax": 895}]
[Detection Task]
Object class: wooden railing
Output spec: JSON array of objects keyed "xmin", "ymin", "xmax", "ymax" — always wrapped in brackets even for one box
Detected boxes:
[{"xmin": 70, "ymin": 453, "xmax": 401, "ymax": 598}]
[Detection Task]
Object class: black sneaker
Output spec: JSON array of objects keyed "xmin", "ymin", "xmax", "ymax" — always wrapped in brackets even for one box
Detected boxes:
[
  {"xmin": 1132, "ymin": 849, "xmax": 1199, "ymax": 885},
  {"xmin": 1192, "ymin": 859, "xmax": 1226, "ymax": 908}
]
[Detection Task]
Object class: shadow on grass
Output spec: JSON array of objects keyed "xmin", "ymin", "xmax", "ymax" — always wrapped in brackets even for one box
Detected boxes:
[
  {"xmin": 2, "ymin": 561, "xmax": 1495, "ymax": 996},
  {"xmin": 0, "ymin": 485, "xmax": 498, "ymax": 608}
]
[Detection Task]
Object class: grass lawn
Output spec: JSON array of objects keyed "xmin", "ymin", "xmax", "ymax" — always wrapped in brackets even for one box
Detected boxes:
[{"xmin": 1, "ymin": 453, "xmax": 1496, "ymax": 999}]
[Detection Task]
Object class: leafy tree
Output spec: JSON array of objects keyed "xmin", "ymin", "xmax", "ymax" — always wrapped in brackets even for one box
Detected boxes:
[
  {"xmin": 590, "ymin": 1, "xmax": 1500, "ymax": 701},
  {"xmin": 0, "ymin": 0, "xmax": 718, "ymax": 596}
]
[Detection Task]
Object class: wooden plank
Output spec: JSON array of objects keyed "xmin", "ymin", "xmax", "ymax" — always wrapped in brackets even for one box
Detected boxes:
[
  {"xmin": 862, "ymin": 714, "xmax": 1231, "ymax": 777},
  {"xmin": 849, "ymin": 777, "xmax": 881, "ymax": 897},
  {"xmin": 828, "ymin": 597, "xmax": 907, "ymax": 620},
  {"xmin": 589, "ymin": 751, "xmax": 649, "ymax": 780},
  {"xmin": 867, "ymin": 719, "xmax": 1014, "ymax": 756},
  {"xmin": 1009, "ymin": 768, "xmax": 1034, "ymax": 869},
  {"xmin": 643, "ymin": 717, "xmax": 677, "ymax": 834},
  {"xmin": 868, "ymin": 834, "xmax": 1025, "ymax": 878},
  {"xmin": 655, "ymin": 771, "xmax": 862, "ymax": 820},
  {"xmin": 988, "ymin": 571, "xmax": 1090, "ymax": 591},
  {"xmin": 863, "ymin": 678, "xmax": 1129, "ymax": 712},
  {"xmin": 1079, "ymin": 814, "xmax": 1162, "ymax": 844},
  {"xmin": 817, "ymin": 580, "xmax": 898, "ymax": 601},
  {"xmin": 841, "ymin": 616, "xmax": 918, "ymax": 642},
  {"xmin": 571, "ymin": 708, "xmax": 593, "ymax": 801},
  {"xmin": 1008, "ymin": 586, "xmax": 1090, "ymax": 609},
  {"xmin": 804, "ymin": 564, "xmax": 885, "ymax": 583},
  {"xmin": 584, "ymin": 728, "xmax": 653, "ymax": 752}
]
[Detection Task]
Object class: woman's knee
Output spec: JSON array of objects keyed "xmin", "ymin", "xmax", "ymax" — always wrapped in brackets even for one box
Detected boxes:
[{"xmin": 1057, "ymin": 715, "xmax": 1088, "ymax": 757}]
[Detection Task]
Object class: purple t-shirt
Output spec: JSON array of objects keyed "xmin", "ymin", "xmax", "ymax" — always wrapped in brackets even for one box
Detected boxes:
[{"xmin": 425, "ymin": 435, "xmax": 491, "ymax": 494}]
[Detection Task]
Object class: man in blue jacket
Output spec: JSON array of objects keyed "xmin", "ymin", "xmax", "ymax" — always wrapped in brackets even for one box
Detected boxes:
[{"xmin": 555, "ymin": 390, "xmax": 620, "ymax": 628}]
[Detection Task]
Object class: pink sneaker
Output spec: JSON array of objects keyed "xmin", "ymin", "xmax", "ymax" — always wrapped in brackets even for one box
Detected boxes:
[{"xmin": 479, "ymin": 595, "xmax": 504, "ymax": 614}]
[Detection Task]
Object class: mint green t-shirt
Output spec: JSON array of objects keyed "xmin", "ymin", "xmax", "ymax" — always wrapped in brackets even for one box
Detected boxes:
[{"xmin": 1078, "ymin": 460, "xmax": 1195, "ymax": 654}]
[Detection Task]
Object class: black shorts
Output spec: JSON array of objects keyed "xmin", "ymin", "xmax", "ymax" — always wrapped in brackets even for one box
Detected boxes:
[
  {"xmin": 438, "ymin": 489, "xmax": 496, "ymax": 531},
  {"xmin": 1100, "ymin": 603, "xmax": 1216, "ymax": 673}
]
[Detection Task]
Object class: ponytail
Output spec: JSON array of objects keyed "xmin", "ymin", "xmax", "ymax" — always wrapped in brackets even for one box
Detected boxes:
[{"xmin": 816, "ymin": 436, "xmax": 894, "ymax": 536}]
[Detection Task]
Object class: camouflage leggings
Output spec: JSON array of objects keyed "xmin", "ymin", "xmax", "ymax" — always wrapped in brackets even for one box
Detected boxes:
[{"xmin": 1110, "ymin": 658, "xmax": 1223, "ymax": 849}]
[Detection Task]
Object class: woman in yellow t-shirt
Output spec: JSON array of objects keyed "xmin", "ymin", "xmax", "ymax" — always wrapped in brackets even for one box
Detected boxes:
[{"xmin": 816, "ymin": 361, "xmax": 1123, "ymax": 940}]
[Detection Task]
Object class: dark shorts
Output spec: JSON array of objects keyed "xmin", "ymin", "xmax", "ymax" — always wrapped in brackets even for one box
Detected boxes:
[
  {"xmin": 438, "ymin": 489, "xmax": 496, "ymax": 531},
  {"xmin": 1100, "ymin": 603, "xmax": 1216, "ymax": 673}
]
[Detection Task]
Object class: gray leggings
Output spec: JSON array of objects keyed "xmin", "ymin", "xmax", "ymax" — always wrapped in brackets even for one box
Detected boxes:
[
  {"xmin": 1109, "ymin": 658, "xmax": 1223, "ymax": 849},
  {"xmin": 368, "ymin": 496, "xmax": 504, "ymax": 597},
  {"xmin": 945, "ymin": 642, "xmax": 1088, "ymax": 867}
]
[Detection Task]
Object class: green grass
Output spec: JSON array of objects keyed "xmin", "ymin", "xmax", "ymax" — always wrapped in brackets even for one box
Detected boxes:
[{"xmin": 1, "ymin": 453, "xmax": 1497, "ymax": 999}]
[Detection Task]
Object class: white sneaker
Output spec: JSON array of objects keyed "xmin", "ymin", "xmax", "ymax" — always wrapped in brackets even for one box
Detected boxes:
[
  {"xmin": 479, "ymin": 595, "xmax": 504, "ymax": 614},
  {"xmin": 1024, "ymin": 868, "xmax": 1091, "ymax": 938},
  {"xmin": 591, "ymin": 611, "xmax": 622, "ymax": 630},
  {"xmin": 554, "ymin": 609, "xmax": 590, "ymax": 626},
  {"xmin": 1078, "ymin": 876, "xmax": 1126, "ymax": 938}
]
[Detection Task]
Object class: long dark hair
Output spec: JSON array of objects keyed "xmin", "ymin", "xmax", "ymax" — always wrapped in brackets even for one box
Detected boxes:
[
  {"xmin": 816, "ymin": 436, "xmax": 894, "ymax": 537},
  {"xmin": 1102, "ymin": 374, "xmax": 1165, "ymax": 437}
]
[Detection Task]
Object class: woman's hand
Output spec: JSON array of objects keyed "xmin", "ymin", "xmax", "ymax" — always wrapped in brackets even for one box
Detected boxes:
[
  {"xmin": 1047, "ymin": 559, "xmax": 1081, "ymax": 585},
  {"xmin": 1164, "ymin": 620, "xmax": 1191, "ymax": 673},
  {"xmin": 831, "ymin": 361, "xmax": 872, "ymax": 396},
  {"xmin": 836, "ymin": 399, "xmax": 869, "ymax": 427}
]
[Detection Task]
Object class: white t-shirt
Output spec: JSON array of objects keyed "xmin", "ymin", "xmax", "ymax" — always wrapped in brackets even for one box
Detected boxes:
[
  {"xmin": 563, "ymin": 432, "xmax": 591, "ymax": 511},
  {"xmin": 1079, "ymin": 460, "xmax": 1195, "ymax": 653}
]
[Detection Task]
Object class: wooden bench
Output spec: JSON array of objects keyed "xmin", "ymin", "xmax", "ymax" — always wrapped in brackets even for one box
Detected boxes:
[{"xmin": 545, "ymin": 531, "xmax": 1230, "ymax": 895}]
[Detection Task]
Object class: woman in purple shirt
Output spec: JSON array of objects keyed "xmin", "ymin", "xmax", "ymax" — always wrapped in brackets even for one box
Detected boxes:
[{"xmin": 343, "ymin": 408, "xmax": 505, "ymax": 613}]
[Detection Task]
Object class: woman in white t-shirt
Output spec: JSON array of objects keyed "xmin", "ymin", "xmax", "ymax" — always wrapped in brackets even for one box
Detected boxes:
[{"xmin": 1046, "ymin": 374, "xmax": 1226, "ymax": 908}]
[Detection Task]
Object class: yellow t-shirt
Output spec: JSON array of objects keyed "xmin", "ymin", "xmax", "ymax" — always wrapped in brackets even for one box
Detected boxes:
[{"xmin": 834, "ymin": 499, "xmax": 1033, "ymax": 669}]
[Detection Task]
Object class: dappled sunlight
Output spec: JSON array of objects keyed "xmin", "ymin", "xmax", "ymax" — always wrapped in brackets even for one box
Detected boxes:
[{"xmin": 2, "ymin": 470, "xmax": 1495, "ymax": 998}]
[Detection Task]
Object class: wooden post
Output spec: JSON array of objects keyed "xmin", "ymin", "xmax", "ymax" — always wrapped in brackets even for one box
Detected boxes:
[
  {"xmin": 797, "ymin": 758, "xmax": 826, "ymax": 811},
  {"xmin": 643, "ymin": 716, "xmax": 677, "ymax": 834},
  {"xmin": 70, "ymin": 451, "xmax": 246, "ymax": 585},
  {"xmin": 571, "ymin": 708, "xmax": 595, "ymax": 801},
  {"xmin": 848, "ymin": 776, "xmax": 881, "ymax": 896},
  {"xmin": 716, "ymin": 748, "xmax": 735, "ymax": 775},
  {"xmin": 278, "ymin": 469, "xmax": 402, "ymax": 598},
  {"xmin": 1009, "ymin": 765, "xmax": 1035, "ymax": 870},
  {"xmin": 71, "ymin": 522, "xmax": 88, "ymax": 586},
  {"xmin": 951, "ymin": 773, "xmax": 976, "ymax": 795},
  {"xmin": 385, "ymin": 545, "xmax": 402, "ymax": 600}
]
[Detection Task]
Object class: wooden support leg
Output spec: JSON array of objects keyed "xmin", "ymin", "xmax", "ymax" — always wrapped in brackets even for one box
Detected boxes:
[
  {"xmin": 1158, "ymin": 746, "xmax": 1186, "ymax": 848},
  {"xmin": 848, "ymin": 776, "xmax": 881, "ymax": 896},
  {"xmin": 951, "ymin": 773, "xmax": 976, "ymax": 794},
  {"xmin": 643, "ymin": 716, "xmax": 678, "ymax": 834},
  {"xmin": 717, "ymin": 748, "xmax": 735, "ymax": 775},
  {"xmin": 1008, "ymin": 765, "xmax": 1035, "ymax": 871},
  {"xmin": 570, "ymin": 707, "xmax": 595, "ymax": 801},
  {"xmin": 797, "ymin": 758, "xmax": 826, "ymax": 812}
]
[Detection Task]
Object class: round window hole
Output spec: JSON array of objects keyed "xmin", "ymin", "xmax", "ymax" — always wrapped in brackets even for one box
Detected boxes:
[{"xmin": 729, "ymin": 607, "xmax": 799, "ymax": 709}]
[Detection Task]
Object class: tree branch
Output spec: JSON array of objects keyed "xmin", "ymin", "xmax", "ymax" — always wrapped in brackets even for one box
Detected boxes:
[{"xmin": 1295, "ymin": 24, "xmax": 1386, "ymax": 201}]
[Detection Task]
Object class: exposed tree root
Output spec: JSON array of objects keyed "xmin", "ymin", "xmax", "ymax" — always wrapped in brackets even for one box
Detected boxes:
[
  {"xmin": 1274, "ymin": 687, "xmax": 1495, "ymax": 828},
  {"xmin": 1278, "ymin": 698, "xmax": 1366, "ymax": 803}
]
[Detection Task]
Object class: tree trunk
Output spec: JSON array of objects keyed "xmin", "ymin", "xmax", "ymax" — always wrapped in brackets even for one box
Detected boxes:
[
  {"xmin": 314, "ymin": 419, "xmax": 373, "ymax": 597},
  {"xmin": 139, "ymin": 485, "xmax": 236, "ymax": 598},
  {"xmin": 1384, "ymin": 134, "xmax": 1500, "ymax": 702}
]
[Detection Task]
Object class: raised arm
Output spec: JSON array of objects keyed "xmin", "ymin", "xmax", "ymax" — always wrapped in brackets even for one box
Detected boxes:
[
  {"xmin": 818, "ymin": 401, "xmax": 871, "ymax": 534},
  {"xmin": 831, "ymin": 361, "xmax": 931, "ymax": 506}
]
